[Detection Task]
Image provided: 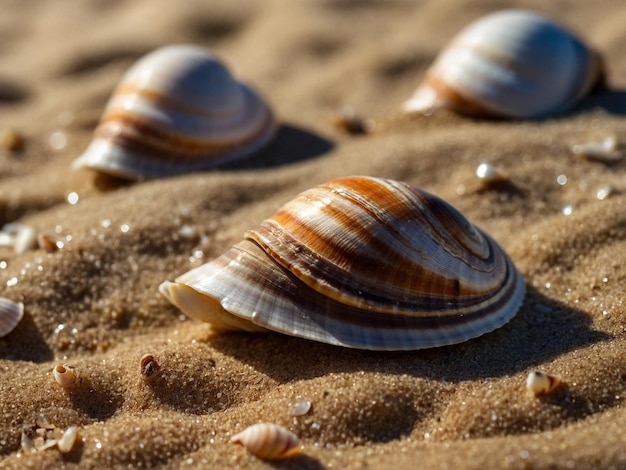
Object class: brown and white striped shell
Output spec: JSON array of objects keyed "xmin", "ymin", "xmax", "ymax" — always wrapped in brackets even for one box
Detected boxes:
[
  {"xmin": 160, "ymin": 176, "xmax": 525, "ymax": 350},
  {"xmin": 72, "ymin": 45, "xmax": 275, "ymax": 180},
  {"xmin": 403, "ymin": 9, "xmax": 603, "ymax": 119},
  {"xmin": 231, "ymin": 423, "xmax": 302, "ymax": 460}
]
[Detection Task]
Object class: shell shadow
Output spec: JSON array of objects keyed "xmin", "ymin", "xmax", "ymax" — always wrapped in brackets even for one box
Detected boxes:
[
  {"xmin": 220, "ymin": 124, "xmax": 334, "ymax": 170},
  {"xmin": 565, "ymin": 87, "xmax": 626, "ymax": 117},
  {"xmin": 0, "ymin": 310, "xmax": 53, "ymax": 363},
  {"xmin": 208, "ymin": 284, "xmax": 608, "ymax": 383}
]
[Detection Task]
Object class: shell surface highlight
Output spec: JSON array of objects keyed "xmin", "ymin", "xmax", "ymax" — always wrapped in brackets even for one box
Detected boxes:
[
  {"xmin": 160, "ymin": 176, "xmax": 525, "ymax": 350},
  {"xmin": 0, "ymin": 297, "xmax": 24, "ymax": 338},
  {"xmin": 403, "ymin": 9, "xmax": 603, "ymax": 119},
  {"xmin": 73, "ymin": 45, "xmax": 275, "ymax": 180},
  {"xmin": 231, "ymin": 423, "xmax": 302, "ymax": 460}
]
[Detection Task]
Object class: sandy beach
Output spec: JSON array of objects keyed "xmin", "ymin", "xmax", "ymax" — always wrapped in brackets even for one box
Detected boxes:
[{"xmin": 1, "ymin": 0, "xmax": 626, "ymax": 468}]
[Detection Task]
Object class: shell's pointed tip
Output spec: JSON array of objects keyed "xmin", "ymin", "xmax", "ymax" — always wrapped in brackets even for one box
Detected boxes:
[{"xmin": 402, "ymin": 86, "xmax": 438, "ymax": 115}]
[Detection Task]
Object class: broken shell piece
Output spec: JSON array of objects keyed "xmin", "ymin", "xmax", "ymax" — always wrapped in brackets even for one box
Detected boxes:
[
  {"xmin": 53, "ymin": 364, "xmax": 80, "ymax": 389},
  {"xmin": 526, "ymin": 370, "xmax": 561, "ymax": 395},
  {"xmin": 572, "ymin": 135, "xmax": 622, "ymax": 163},
  {"xmin": 0, "ymin": 297, "xmax": 24, "ymax": 338},
  {"xmin": 231, "ymin": 423, "xmax": 303, "ymax": 460},
  {"xmin": 476, "ymin": 162, "xmax": 510, "ymax": 184},
  {"xmin": 0, "ymin": 223, "xmax": 37, "ymax": 254},
  {"xmin": 289, "ymin": 401, "xmax": 312, "ymax": 416},
  {"xmin": 331, "ymin": 106, "xmax": 375, "ymax": 135},
  {"xmin": 57, "ymin": 426, "xmax": 79, "ymax": 453},
  {"xmin": 0, "ymin": 127, "xmax": 25, "ymax": 152},
  {"xmin": 37, "ymin": 232, "xmax": 64, "ymax": 253},
  {"xmin": 140, "ymin": 354, "xmax": 161, "ymax": 380}
]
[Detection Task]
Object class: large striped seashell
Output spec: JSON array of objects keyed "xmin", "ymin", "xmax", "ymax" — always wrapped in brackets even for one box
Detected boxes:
[
  {"xmin": 231, "ymin": 423, "xmax": 302, "ymax": 460},
  {"xmin": 160, "ymin": 176, "xmax": 525, "ymax": 350},
  {"xmin": 403, "ymin": 10, "xmax": 603, "ymax": 119},
  {"xmin": 0, "ymin": 296, "xmax": 24, "ymax": 338},
  {"xmin": 72, "ymin": 45, "xmax": 275, "ymax": 180}
]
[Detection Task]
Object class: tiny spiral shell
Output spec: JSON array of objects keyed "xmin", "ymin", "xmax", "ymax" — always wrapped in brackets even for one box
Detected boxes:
[
  {"xmin": 73, "ymin": 44, "xmax": 275, "ymax": 180},
  {"xmin": 53, "ymin": 364, "xmax": 80, "ymax": 389},
  {"xmin": 526, "ymin": 371, "xmax": 561, "ymax": 395},
  {"xmin": 231, "ymin": 423, "xmax": 302, "ymax": 460},
  {"xmin": 139, "ymin": 354, "xmax": 161, "ymax": 380}
]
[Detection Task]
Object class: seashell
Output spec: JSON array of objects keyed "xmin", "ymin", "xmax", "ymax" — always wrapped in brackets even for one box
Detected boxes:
[
  {"xmin": 403, "ymin": 10, "xmax": 603, "ymax": 119},
  {"xmin": 160, "ymin": 176, "xmax": 525, "ymax": 350},
  {"xmin": 572, "ymin": 135, "xmax": 622, "ymax": 163},
  {"xmin": 0, "ymin": 297, "xmax": 24, "ymax": 338},
  {"xmin": 57, "ymin": 426, "xmax": 79, "ymax": 453},
  {"xmin": 37, "ymin": 232, "xmax": 64, "ymax": 253},
  {"xmin": 231, "ymin": 423, "xmax": 302, "ymax": 460},
  {"xmin": 289, "ymin": 400, "xmax": 312, "ymax": 416},
  {"xmin": 139, "ymin": 353, "xmax": 161, "ymax": 380},
  {"xmin": 72, "ymin": 44, "xmax": 275, "ymax": 180},
  {"xmin": 331, "ymin": 106, "xmax": 375, "ymax": 135},
  {"xmin": 526, "ymin": 370, "xmax": 561, "ymax": 395},
  {"xmin": 475, "ymin": 162, "xmax": 509, "ymax": 185},
  {"xmin": 53, "ymin": 364, "xmax": 80, "ymax": 389},
  {"xmin": 0, "ymin": 223, "xmax": 37, "ymax": 254}
]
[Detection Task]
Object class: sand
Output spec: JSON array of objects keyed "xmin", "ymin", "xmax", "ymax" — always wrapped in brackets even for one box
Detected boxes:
[{"xmin": 1, "ymin": 0, "xmax": 626, "ymax": 468}]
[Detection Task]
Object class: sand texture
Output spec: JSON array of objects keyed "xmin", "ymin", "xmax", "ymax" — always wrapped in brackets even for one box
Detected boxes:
[{"xmin": 2, "ymin": 0, "xmax": 626, "ymax": 468}]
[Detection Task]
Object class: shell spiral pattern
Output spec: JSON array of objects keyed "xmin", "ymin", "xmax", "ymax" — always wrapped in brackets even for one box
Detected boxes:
[
  {"xmin": 160, "ymin": 176, "xmax": 525, "ymax": 350},
  {"xmin": 72, "ymin": 44, "xmax": 275, "ymax": 180},
  {"xmin": 403, "ymin": 9, "xmax": 603, "ymax": 119},
  {"xmin": 231, "ymin": 423, "xmax": 302, "ymax": 460}
]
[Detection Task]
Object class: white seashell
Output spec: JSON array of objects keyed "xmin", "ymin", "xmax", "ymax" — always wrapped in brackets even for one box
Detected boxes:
[
  {"xmin": 572, "ymin": 135, "xmax": 622, "ymax": 163},
  {"xmin": 57, "ymin": 426, "xmax": 79, "ymax": 453},
  {"xmin": 53, "ymin": 364, "xmax": 80, "ymax": 389},
  {"xmin": 231, "ymin": 423, "xmax": 302, "ymax": 460},
  {"xmin": 0, "ymin": 297, "xmax": 24, "ymax": 338},
  {"xmin": 475, "ymin": 162, "xmax": 509, "ymax": 184},
  {"xmin": 403, "ymin": 10, "xmax": 603, "ymax": 119},
  {"xmin": 289, "ymin": 401, "xmax": 312, "ymax": 416},
  {"xmin": 72, "ymin": 45, "xmax": 275, "ymax": 180},
  {"xmin": 0, "ymin": 223, "xmax": 37, "ymax": 254},
  {"xmin": 526, "ymin": 370, "xmax": 561, "ymax": 395},
  {"xmin": 160, "ymin": 176, "xmax": 525, "ymax": 350}
]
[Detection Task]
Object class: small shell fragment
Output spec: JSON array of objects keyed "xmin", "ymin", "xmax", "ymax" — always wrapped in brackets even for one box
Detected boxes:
[
  {"xmin": 331, "ymin": 106, "xmax": 375, "ymax": 135},
  {"xmin": 0, "ymin": 127, "xmax": 25, "ymax": 152},
  {"xmin": 57, "ymin": 426, "xmax": 79, "ymax": 453},
  {"xmin": 572, "ymin": 135, "xmax": 622, "ymax": 163},
  {"xmin": 53, "ymin": 364, "xmax": 80, "ymax": 389},
  {"xmin": 140, "ymin": 354, "xmax": 161, "ymax": 380},
  {"xmin": 37, "ymin": 232, "xmax": 64, "ymax": 253},
  {"xmin": 231, "ymin": 423, "xmax": 302, "ymax": 460},
  {"xmin": 0, "ymin": 223, "xmax": 37, "ymax": 254},
  {"xmin": 526, "ymin": 370, "xmax": 561, "ymax": 395},
  {"xmin": 475, "ymin": 162, "xmax": 510, "ymax": 184},
  {"xmin": 0, "ymin": 297, "xmax": 24, "ymax": 338},
  {"xmin": 289, "ymin": 401, "xmax": 312, "ymax": 416}
]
